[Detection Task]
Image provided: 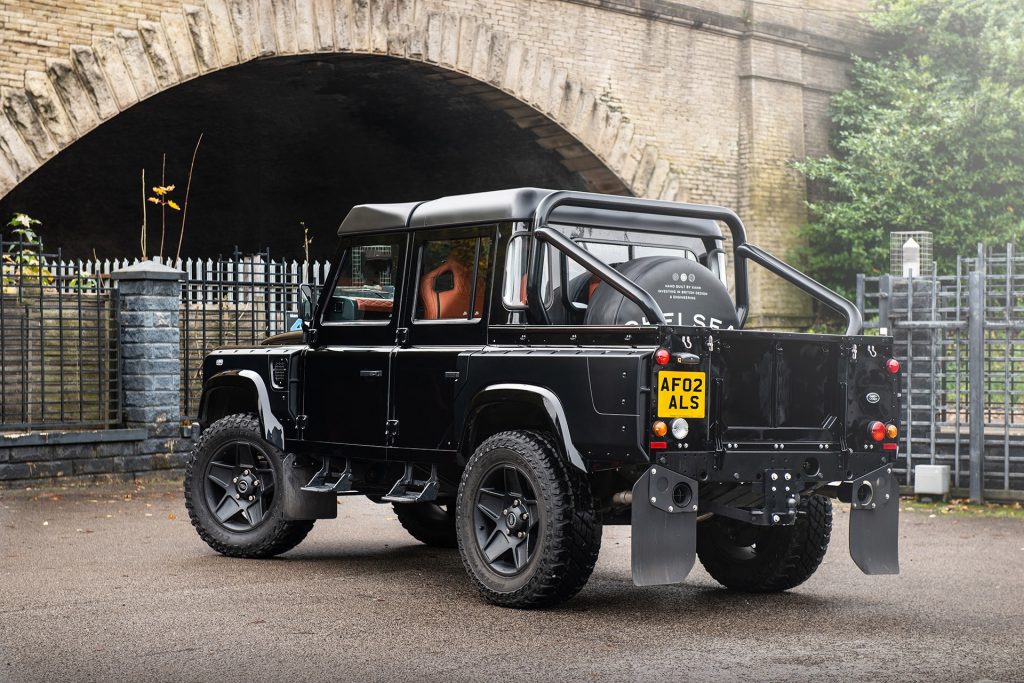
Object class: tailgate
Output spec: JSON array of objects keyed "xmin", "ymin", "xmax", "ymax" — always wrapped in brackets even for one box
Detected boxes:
[
  {"xmin": 714, "ymin": 333, "xmax": 842, "ymax": 444},
  {"xmin": 649, "ymin": 329, "xmax": 899, "ymax": 453}
]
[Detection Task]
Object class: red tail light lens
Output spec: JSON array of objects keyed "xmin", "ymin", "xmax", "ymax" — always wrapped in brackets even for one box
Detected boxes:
[
  {"xmin": 654, "ymin": 348, "xmax": 671, "ymax": 365},
  {"xmin": 886, "ymin": 358, "xmax": 900, "ymax": 374},
  {"xmin": 869, "ymin": 421, "xmax": 886, "ymax": 442}
]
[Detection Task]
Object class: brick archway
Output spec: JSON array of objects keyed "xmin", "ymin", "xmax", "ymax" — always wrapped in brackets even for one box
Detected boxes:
[{"xmin": 0, "ymin": 1, "xmax": 683, "ymax": 203}]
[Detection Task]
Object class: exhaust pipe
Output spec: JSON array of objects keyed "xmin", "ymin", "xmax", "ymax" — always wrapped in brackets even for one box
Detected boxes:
[{"xmin": 612, "ymin": 489, "xmax": 714, "ymax": 522}]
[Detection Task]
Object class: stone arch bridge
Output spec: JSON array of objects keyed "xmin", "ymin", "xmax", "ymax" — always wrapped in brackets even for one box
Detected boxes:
[{"xmin": 0, "ymin": 0, "xmax": 870, "ymax": 325}]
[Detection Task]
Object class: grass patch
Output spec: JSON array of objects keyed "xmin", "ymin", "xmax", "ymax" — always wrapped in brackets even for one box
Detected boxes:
[{"xmin": 900, "ymin": 497, "xmax": 1024, "ymax": 518}]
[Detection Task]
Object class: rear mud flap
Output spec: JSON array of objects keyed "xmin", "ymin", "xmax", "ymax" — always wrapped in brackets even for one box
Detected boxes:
[
  {"xmin": 631, "ymin": 467, "xmax": 698, "ymax": 586},
  {"xmin": 848, "ymin": 465, "xmax": 899, "ymax": 575}
]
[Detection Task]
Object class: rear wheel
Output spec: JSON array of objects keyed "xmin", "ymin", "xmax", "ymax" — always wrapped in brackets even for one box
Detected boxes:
[
  {"xmin": 393, "ymin": 502, "xmax": 458, "ymax": 548},
  {"xmin": 697, "ymin": 494, "xmax": 832, "ymax": 592},
  {"xmin": 455, "ymin": 430, "xmax": 601, "ymax": 608},
  {"xmin": 184, "ymin": 413, "xmax": 314, "ymax": 558}
]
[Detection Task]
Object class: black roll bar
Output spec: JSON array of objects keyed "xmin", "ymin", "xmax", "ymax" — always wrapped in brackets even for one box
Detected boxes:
[
  {"xmin": 533, "ymin": 227, "xmax": 667, "ymax": 325},
  {"xmin": 530, "ymin": 190, "xmax": 863, "ymax": 336},
  {"xmin": 736, "ymin": 243, "xmax": 864, "ymax": 335}
]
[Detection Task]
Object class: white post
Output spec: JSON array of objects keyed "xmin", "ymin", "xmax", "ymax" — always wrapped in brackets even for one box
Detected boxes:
[{"xmin": 902, "ymin": 237, "xmax": 921, "ymax": 278}]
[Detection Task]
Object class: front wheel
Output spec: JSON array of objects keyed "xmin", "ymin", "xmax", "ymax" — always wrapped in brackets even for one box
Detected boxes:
[
  {"xmin": 184, "ymin": 413, "xmax": 314, "ymax": 558},
  {"xmin": 697, "ymin": 494, "xmax": 832, "ymax": 592},
  {"xmin": 455, "ymin": 430, "xmax": 601, "ymax": 608}
]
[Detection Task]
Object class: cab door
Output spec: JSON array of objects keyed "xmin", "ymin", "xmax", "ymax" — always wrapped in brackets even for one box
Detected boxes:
[
  {"xmin": 302, "ymin": 233, "xmax": 407, "ymax": 455},
  {"xmin": 390, "ymin": 226, "xmax": 495, "ymax": 461}
]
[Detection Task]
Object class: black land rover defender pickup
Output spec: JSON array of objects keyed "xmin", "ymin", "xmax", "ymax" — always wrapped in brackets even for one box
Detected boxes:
[{"xmin": 184, "ymin": 189, "xmax": 901, "ymax": 608}]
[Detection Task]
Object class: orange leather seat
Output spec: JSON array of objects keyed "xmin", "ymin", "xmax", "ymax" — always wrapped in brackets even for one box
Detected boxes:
[{"xmin": 420, "ymin": 258, "xmax": 484, "ymax": 320}]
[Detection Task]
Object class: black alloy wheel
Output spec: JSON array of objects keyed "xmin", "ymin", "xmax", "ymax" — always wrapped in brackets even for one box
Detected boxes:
[
  {"xmin": 456, "ymin": 430, "xmax": 601, "ymax": 608},
  {"xmin": 203, "ymin": 441, "xmax": 276, "ymax": 531},
  {"xmin": 473, "ymin": 464, "xmax": 540, "ymax": 575},
  {"xmin": 185, "ymin": 413, "xmax": 314, "ymax": 558}
]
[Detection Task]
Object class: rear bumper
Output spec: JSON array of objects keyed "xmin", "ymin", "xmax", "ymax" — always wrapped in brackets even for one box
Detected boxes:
[{"xmin": 650, "ymin": 446, "xmax": 897, "ymax": 493}]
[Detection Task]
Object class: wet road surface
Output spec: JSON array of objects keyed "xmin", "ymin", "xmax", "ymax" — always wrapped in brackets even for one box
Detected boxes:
[{"xmin": 1, "ymin": 479, "xmax": 1021, "ymax": 682}]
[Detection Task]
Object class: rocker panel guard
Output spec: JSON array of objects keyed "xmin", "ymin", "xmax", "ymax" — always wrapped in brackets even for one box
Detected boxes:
[
  {"xmin": 631, "ymin": 467, "xmax": 698, "ymax": 586},
  {"xmin": 849, "ymin": 465, "xmax": 900, "ymax": 575}
]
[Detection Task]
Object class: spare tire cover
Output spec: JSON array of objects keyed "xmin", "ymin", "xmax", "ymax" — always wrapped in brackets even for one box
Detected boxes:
[{"xmin": 584, "ymin": 255, "xmax": 739, "ymax": 329}]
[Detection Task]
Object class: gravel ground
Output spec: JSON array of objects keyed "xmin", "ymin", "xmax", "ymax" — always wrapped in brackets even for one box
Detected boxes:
[{"xmin": 0, "ymin": 479, "xmax": 1021, "ymax": 683}]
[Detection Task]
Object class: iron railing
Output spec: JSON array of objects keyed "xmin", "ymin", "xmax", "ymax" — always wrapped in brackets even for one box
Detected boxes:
[
  {"xmin": 857, "ymin": 243, "xmax": 1023, "ymax": 499},
  {"xmin": 178, "ymin": 250, "xmax": 329, "ymax": 417},
  {"xmin": 0, "ymin": 238, "xmax": 120, "ymax": 430},
  {"xmin": 2, "ymin": 248, "xmax": 329, "ymax": 425}
]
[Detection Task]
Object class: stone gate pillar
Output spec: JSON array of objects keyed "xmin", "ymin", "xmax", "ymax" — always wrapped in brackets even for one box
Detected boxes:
[{"xmin": 111, "ymin": 261, "xmax": 189, "ymax": 470}]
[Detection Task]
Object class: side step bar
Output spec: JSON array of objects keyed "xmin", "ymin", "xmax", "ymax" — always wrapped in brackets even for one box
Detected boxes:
[
  {"xmin": 382, "ymin": 463, "xmax": 439, "ymax": 504},
  {"xmin": 301, "ymin": 457, "xmax": 353, "ymax": 494}
]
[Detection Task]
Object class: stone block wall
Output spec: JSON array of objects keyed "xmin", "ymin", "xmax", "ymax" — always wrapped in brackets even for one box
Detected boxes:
[
  {"xmin": 0, "ymin": 428, "xmax": 180, "ymax": 481},
  {"xmin": 0, "ymin": 0, "xmax": 873, "ymax": 326},
  {"xmin": 0, "ymin": 260, "xmax": 191, "ymax": 484}
]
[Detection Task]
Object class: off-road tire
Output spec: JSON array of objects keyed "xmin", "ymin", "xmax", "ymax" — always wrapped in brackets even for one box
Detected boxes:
[
  {"xmin": 697, "ymin": 494, "xmax": 832, "ymax": 592},
  {"xmin": 184, "ymin": 413, "xmax": 314, "ymax": 558},
  {"xmin": 393, "ymin": 502, "xmax": 458, "ymax": 548},
  {"xmin": 456, "ymin": 430, "xmax": 601, "ymax": 609}
]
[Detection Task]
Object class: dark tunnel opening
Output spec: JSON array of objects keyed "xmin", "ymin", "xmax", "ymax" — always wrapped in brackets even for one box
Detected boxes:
[{"xmin": 0, "ymin": 54, "xmax": 611, "ymax": 261}]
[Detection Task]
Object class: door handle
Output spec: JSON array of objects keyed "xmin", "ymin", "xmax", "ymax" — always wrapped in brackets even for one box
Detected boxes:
[
  {"xmin": 359, "ymin": 370, "xmax": 383, "ymax": 378},
  {"xmin": 444, "ymin": 371, "xmax": 461, "ymax": 380}
]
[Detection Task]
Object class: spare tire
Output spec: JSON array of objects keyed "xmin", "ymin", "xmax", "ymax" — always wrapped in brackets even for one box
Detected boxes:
[{"xmin": 583, "ymin": 255, "xmax": 739, "ymax": 329}]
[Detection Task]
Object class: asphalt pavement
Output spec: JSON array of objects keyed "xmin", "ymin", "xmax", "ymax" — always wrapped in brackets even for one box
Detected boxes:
[{"xmin": 0, "ymin": 478, "xmax": 1021, "ymax": 682}]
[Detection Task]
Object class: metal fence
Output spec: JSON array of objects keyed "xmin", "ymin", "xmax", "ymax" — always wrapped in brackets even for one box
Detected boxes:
[
  {"xmin": 2, "ymin": 247, "xmax": 328, "ymax": 428},
  {"xmin": 177, "ymin": 250, "xmax": 328, "ymax": 417},
  {"xmin": 0, "ymin": 238, "xmax": 120, "ymax": 430},
  {"xmin": 857, "ymin": 243, "xmax": 1023, "ymax": 500}
]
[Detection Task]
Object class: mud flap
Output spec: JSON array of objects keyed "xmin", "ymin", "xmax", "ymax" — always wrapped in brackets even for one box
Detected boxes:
[
  {"xmin": 631, "ymin": 467, "xmax": 698, "ymax": 586},
  {"xmin": 848, "ymin": 465, "xmax": 899, "ymax": 575},
  {"xmin": 280, "ymin": 454, "xmax": 338, "ymax": 520}
]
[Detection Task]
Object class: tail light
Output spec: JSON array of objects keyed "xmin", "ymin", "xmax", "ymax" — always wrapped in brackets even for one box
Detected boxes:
[
  {"xmin": 886, "ymin": 358, "xmax": 900, "ymax": 374},
  {"xmin": 654, "ymin": 348, "xmax": 671, "ymax": 365},
  {"xmin": 652, "ymin": 421, "xmax": 668, "ymax": 437},
  {"xmin": 886, "ymin": 423, "xmax": 898, "ymax": 439},
  {"xmin": 868, "ymin": 421, "xmax": 885, "ymax": 442}
]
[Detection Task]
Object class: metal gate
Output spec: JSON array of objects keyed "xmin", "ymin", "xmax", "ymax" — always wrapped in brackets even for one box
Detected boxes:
[{"xmin": 857, "ymin": 243, "xmax": 1023, "ymax": 500}]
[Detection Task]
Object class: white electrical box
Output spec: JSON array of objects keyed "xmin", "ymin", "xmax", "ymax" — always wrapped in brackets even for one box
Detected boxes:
[{"xmin": 914, "ymin": 465, "xmax": 950, "ymax": 496}]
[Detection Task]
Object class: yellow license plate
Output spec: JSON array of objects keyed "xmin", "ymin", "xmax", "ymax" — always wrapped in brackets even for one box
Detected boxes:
[{"xmin": 657, "ymin": 371, "xmax": 707, "ymax": 418}]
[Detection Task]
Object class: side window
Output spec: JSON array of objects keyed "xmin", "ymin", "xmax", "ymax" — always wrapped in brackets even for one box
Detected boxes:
[
  {"xmin": 415, "ymin": 235, "xmax": 493, "ymax": 321},
  {"xmin": 322, "ymin": 236, "xmax": 402, "ymax": 323}
]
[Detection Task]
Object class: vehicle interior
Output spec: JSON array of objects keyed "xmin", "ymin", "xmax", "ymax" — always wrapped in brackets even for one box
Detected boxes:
[{"xmin": 503, "ymin": 223, "xmax": 741, "ymax": 330}]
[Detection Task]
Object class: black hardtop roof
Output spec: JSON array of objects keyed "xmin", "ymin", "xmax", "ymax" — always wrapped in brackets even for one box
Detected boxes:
[{"xmin": 336, "ymin": 188, "xmax": 724, "ymax": 239}]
